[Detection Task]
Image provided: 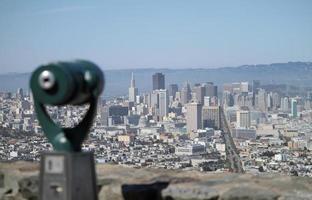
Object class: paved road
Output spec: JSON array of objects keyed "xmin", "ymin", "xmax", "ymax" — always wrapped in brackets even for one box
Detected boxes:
[{"xmin": 220, "ymin": 106, "xmax": 244, "ymax": 173}]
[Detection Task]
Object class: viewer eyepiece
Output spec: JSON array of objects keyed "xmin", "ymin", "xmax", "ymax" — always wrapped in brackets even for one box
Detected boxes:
[{"xmin": 38, "ymin": 70, "xmax": 56, "ymax": 90}]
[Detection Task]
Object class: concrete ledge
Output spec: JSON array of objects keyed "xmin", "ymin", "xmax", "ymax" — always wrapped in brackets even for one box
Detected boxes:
[{"xmin": 1, "ymin": 162, "xmax": 312, "ymax": 200}]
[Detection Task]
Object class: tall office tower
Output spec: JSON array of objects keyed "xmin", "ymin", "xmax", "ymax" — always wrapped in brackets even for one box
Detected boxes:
[
  {"xmin": 291, "ymin": 99, "xmax": 298, "ymax": 118},
  {"xmin": 193, "ymin": 85, "xmax": 205, "ymax": 104},
  {"xmin": 204, "ymin": 82, "xmax": 218, "ymax": 97},
  {"xmin": 158, "ymin": 89, "xmax": 169, "ymax": 119},
  {"xmin": 240, "ymin": 82, "xmax": 249, "ymax": 93},
  {"xmin": 252, "ymin": 80, "xmax": 261, "ymax": 93},
  {"xmin": 136, "ymin": 95, "xmax": 143, "ymax": 104},
  {"xmin": 143, "ymin": 93, "xmax": 151, "ymax": 107},
  {"xmin": 256, "ymin": 89, "xmax": 267, "ymax": 112},
  {"xmin": 168, "ymin": 84, "xmax": 178, "ymax": 99},
  {"xmin": 222, "ymin": 91, "xmax": 234, "ymax": 107},
  {"xmin": 252, "ymin": 80, "xmax": 261, "ymax": 106},
  {"xmin": 152, "ymin": 73, "xmax": 165, "ymax": 90},
  {"xmin": 267, "ymin": 93, "xmax": 273, "ymax": 111},
  {"xmin": 150, "ymin": 90, "xmax": 159, "ymax": 109},
  {"xmin": 101, "ymin": 105, "xmax": 109, "ymax": 126},
  {"xmin": 204, "ymin": 96, "xmax": 210, "ymax": 107},
  {"xmin": 236, "ymin": 107, "xmax": 251, "ymax": 128},
  {"xmin": 107, "ymin": 105, "xmax": 129, "ymax": 126},
  {"xmin": 149, "ymin": 89, "xmax": 169, "ymax": 121},
  {"xmin": 128, "ymin": 73, "xmax": 138, "ymax": 102},
  {"xmin": 186, "ymin": 102, "xmax": 202, "ymax": 136},
  {"xmin": 272, "ymin": 92, "xmax": 281, "ymax": 110},
  {"xmin": 281, "ymin": 97, "xmax": 289, "ymax": 112},
  {"xmin": 202, "ymin": 106, "xmax": 220, "ymax": 130},
  {"xmin": 181, "ymin": 82, "xmax": 192, "ymax": 105}
]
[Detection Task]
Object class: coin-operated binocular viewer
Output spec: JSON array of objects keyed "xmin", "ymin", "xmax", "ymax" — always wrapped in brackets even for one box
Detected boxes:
[{"xmin": 30, "ymin": 60, "xmax": 104, "ymax": 200}]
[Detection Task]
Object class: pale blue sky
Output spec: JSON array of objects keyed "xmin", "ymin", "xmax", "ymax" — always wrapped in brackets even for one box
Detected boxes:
[{"xmin": 0, "ymin": 0, "xmax": 311, "ymax": 73}]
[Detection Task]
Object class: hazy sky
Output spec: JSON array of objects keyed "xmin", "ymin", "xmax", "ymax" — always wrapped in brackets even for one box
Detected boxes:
[{"xmin": 0, "ymin": 0, "xmax": 311, "ymax": 73}]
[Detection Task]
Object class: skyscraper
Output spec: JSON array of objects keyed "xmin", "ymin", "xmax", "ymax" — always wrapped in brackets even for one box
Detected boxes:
[
  {"xmin": 252, "ymin": 80, "xmax": 260, "ymax": 107},
  {"xmin": 204, "ymin": 96, "xmax": 210, "ymax": 107},
  {"xmin": 202, "ymin": 106, "xmax": 220, "ymax": 130},
  {"xmin": 272, "ymin": 92, "xmax": 280, "ymax": 110},
  {"xmin": 193, "ymin": 85, "xmax": 205, "ymax": 104},
  {"xmin": 150, "ymin": 89, "xmax": 169, "ymax": 121},
  {"xmin": 204, "ymin": 82, "xmax": 217, "ymax": 97},
  {"xmin": 128, "ymin": 73, "xmax": 138, "ymax": 102},
  {"xmin": 291, "ymin": 98, "xmax": 298, "ymax": 118},
  {"xmin": 236, "ymin": 107, "xmax": 251, "ymax": 128},
  {"xmin": 181, "ymin": 82, "xmax": 191, "ymax": 105},
  {"xmin": 152, "ymin": 73, "xmax": 165, "ymax": 90},
  {"xmin": 240, "ymin": 82, "xmax": 249, "ymax": 93},
  {"xmin": 256, "ymin": 89, "xmax": 267, "ymax": 112},
  {"xmin": 222, "ymin": 91, "xmax": 234, "ymax": 107},
  {"xmin": 281, "ymin": 97, "xmax": 289, "ymax": 112},
  {"xmin": 252, "ymin": 80, "xmax": 260, "ymax": 93},
  {"xmin": 186, "ymin": 102, "xmax": 202, "ymax": 135},
  {"xmin": 168, "ymin": 84, "xmax": 178, "ymax": 99},
  {"xmin": 158, "ymin": 89, "xmax": 169, "ymax": 119}
]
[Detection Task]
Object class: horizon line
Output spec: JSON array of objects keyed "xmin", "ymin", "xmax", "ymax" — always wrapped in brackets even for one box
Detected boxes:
[{"xmin": 1, "ymin": 60, "xmax": 311, "ymax": 75}]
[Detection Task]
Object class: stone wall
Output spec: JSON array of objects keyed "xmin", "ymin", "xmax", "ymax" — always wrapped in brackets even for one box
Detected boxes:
[{"xmin": 1, "ymin": 162, "xmax": 312, "ymax": 200}]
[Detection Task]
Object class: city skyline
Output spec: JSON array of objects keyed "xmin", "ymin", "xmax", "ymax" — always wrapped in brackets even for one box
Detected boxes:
[
  {"xmin": 1, "ymin": 71, "xmax": 312, "ymax": 176},
  {"xmin": 1, "ymin": 1, "xmax": 312, "ymax": 73}
]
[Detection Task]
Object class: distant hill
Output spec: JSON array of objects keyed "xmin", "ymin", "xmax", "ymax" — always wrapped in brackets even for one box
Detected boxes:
[{"xmin": 1, "ymin": 62, "xmax": 312, "ymax": 99}]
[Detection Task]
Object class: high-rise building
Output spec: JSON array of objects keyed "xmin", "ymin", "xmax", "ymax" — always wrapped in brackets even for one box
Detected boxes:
[
  {"xmin": 256, "ymin": 89, "xmax": 267, "ymax": 112},
  {"xmin": 150, "ymin": 90, "xmax": 159, "ymax": 109},
  {"xmin": 281, "ymin": 97, "xmax": 289, "ymax": 112},
  {"xmin": 128, "ymin": 73, "xmax": 138, "ymax": 102},
  {"xmin": 186, "ymin": 102, "xmax": 202, "ymax": 135},
  {"xmin": 204, "ymin": 96, "xmax": 210, "ymax": 107},
  {"xmin": 181, "ymin": 82, "xmax": 192, "ymax": 105},
  {"xmin": 252, "ymin": 80, "xmax": 261, "ymax": 107},
  {"xmin": 143, "ymin": 93, "xmax": 151, "ymax": 107},
  {"xmin": 168, "ymin": 84, "xmax": 178, "ymax": 99},
  {"xmin": 150, "ymin": 89, "xmax": 169, "ymax": 121},
  {"xmin": 103, "ymin": 105, "xmax": 129, "ymax": 126},
  {"xmin": 240, "ymin": 82, "xmax": 249, "ymax": 93},
  {"xmin": 252, "ymin": 80, "xmax": 260, "ymax": 93},
  {"xmin": 222, "ymin": 91, "xmax": 234, "ymax": 107},
  {"xmin": 152, "ymin": 73, "xmax": 165, "ymax": 90},
  {"xmin": 267, "ymin": 93, "xmax": 273, "ymax": 110},
  {"xmin": 158, "ymin": 89, "xmax": 169, "ymax": 119},
  {"xmin": 291, "ymin": 99, "xmax": 298, "ymax": 118},
  {"xmin": 272, "ymin": 92, "xmax": 280, "ymax": 110},
  {"xmin": 193, "ymin": 85, "xmax": 205, "ymax": 104},
  {"xmin": 202, "ymin": 106, "xmax": 220, "ymax": 130},
  {"xmin": 236, "ymin": 107, "xmax": 251, "ymax": 128},
  {"xmin": 136, "ymin": 95, "xmax": 142, "ymax": 104},
  {"xmin": 204, "ymin": 82, "xmax": 217, "ymax": 97}
]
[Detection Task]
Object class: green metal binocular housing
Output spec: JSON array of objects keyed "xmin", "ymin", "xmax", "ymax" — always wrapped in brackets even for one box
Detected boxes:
[
  {"xmin": 30, "ymin": 60, "xmax": 104, "ymax": 106},
  {"xmin": 30, "ymin": 60, "xmax": 104, "ymax": 152}
]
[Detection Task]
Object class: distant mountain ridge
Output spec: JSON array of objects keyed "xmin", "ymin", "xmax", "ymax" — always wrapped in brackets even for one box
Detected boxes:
[{"xmin": 1, "ymin": 62, "xmax": 312, "ymax": 99}]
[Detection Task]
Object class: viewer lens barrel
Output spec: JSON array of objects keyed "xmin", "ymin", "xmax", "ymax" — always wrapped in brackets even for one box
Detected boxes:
[{"xmin": 30, "ymin": 60, "xmax": 104, "ymax": 105}]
